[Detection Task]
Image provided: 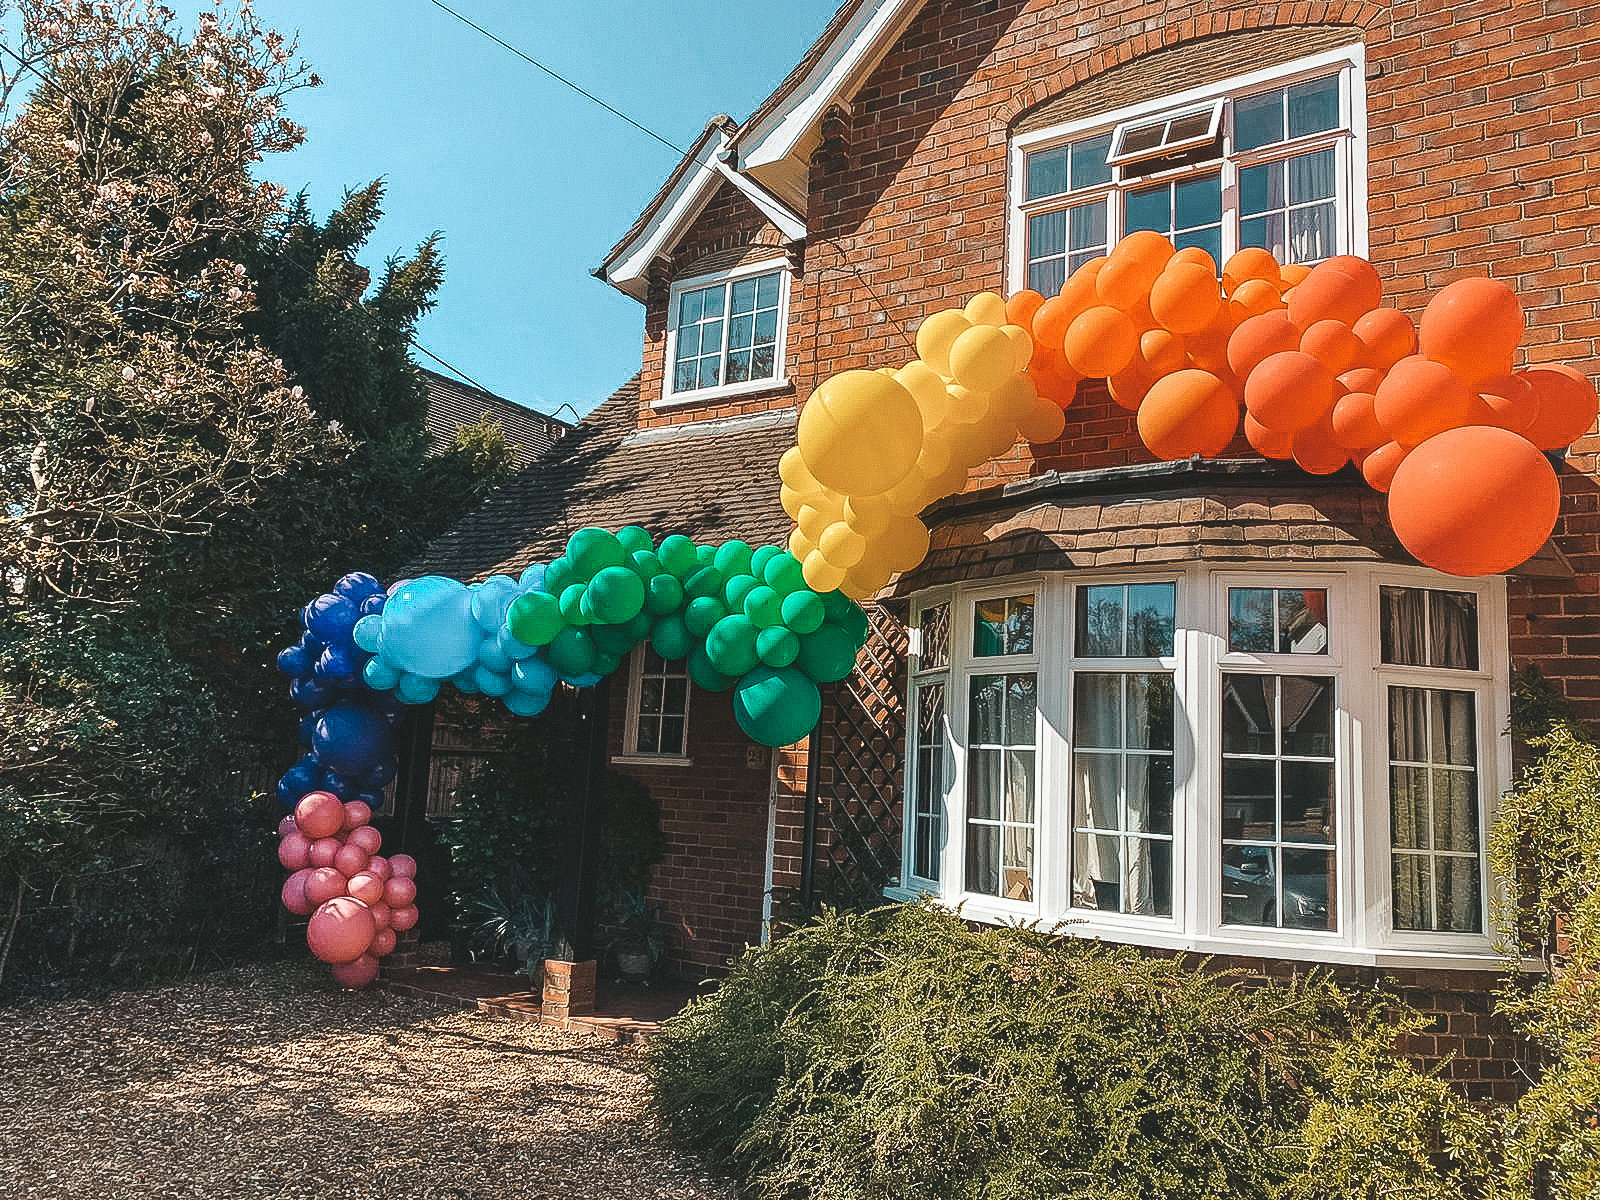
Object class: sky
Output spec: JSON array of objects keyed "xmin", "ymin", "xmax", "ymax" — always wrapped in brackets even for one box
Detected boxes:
[{"xmin": 249, "ymin": 1, "xmax": 842, "ymax": 419}]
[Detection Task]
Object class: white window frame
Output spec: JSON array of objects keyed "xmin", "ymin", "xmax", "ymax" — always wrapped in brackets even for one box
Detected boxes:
[
  {"xmin": 659, "ymin": 256, "xmax": 792, "ymax": 408},
  {"xmin": 894, "ymin": 591, "xmax": 954, "ymax": 896},
  {"xmin": 903, "ymin": 561, "xmax": 1512, "ymax": 971},
  {"xmin": 1006, "ymin": 44, "xmax": 1370, "ymax": 295},
  {"xmin": 614, "ymin": 647, "xmax": 693, "ymax": 767}
]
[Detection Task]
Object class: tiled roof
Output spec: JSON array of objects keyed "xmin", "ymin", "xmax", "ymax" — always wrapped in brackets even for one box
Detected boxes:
[
  {"xmin": 421, "ymin": 369, "xmax": 570, "ymax": 470},
  {"xmin": 408, "ymin": 375, "xmax": 798, "ymax": 581}
]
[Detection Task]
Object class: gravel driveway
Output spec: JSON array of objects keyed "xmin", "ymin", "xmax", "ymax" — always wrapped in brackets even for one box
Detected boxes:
[{"xmin": 0, "ymin": 961, "xmax": 734, "ymax": 1200}]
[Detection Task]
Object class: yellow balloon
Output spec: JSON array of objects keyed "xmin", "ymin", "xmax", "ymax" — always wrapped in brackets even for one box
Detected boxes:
[
  {"xmin": 819, "ymin": 521, "xmax": 868, "ymax": 569},
  {"xmin": 990, "ymin": 373, "xmax": 1038, "ymax": 421},
  {"xmin": 949, "ymin": 325, "xmax": 1019, "ymax": 393},
  {"xmin": 982, "ymin": 416, "xmax": 1020, "ymax": 460},
  {"xmin": 944, "ymin": 384, "xmax": 993, "ymax": 428},
  {"xmin": 778, "ymin": 445, "xmax": 819, "ymax": 492},
  {"xmin": 881, "ymin": 466, "xmax": 937, "ymax": 515},
  {"xmin": 798, "ymin": 500, "xmax": 837, "ymax": 543},
  {"xmin": 802, "ymin": 549, "xmax": 847, "ymax": 593},
  {"xmin": 914, "ymin": 426, "xmax": 953, "ymax": 478},
  {"xmin": 914, "ymin": 309, "xmax": 972, "ymax": 377},
  {"xmin": 963, "ymin": 291, "xmax": 1008, "ymax": 327},
  {"xmin": 896, "ymin": 360, "xmax": 953, "ymax": 430},
  {"xmin": 797, "ymin": 370, "xmax": 923, "ymax": 496},
  {"xmin": 788, "ymin": 527, "xmax": 816, "ymax": 562},
  {"xmin": 780, "ymin": 483, "xmax": 814, "ymax": 519},
  {"xmin": 1018, "ymin": 396, "xmax": 1068, "ymax": 444},
  {"xmin": 1002, "ymin": 324, "xmax": 1034, "ymax": 372},
  {"xmin": 842, "ymin": 559, "xmax": 895, "ymax": 599},
  {"xmin": 929, "ymin": 462, "xmax": 969, "ymax": 502},
  {"xmin": 844, "ymin": 494, "xmax": 893, "ymax": 539},
  {"xmin": 945, "ymin": 419, "xmax": 991, "ymax": 469},
  {"xmin": 882, "ymin": 516, "xmax": 933, "ymax": 573}
]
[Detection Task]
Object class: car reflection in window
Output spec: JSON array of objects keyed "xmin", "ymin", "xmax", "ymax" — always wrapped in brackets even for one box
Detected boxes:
[{"xmin": 1221, "ymin": 845, "xmax": 1331, "ymax": 930}]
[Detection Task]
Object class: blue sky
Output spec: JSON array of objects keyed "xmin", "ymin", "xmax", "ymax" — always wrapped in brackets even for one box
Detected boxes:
[{"xmin": 252, "ymin": 1, "xmax": 841, "ymax": 418}]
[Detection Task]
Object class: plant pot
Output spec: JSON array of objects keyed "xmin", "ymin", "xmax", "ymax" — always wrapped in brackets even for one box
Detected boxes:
[{"xmin": 616, "ymin": 947, "xmax": 653, "ymax": 983}]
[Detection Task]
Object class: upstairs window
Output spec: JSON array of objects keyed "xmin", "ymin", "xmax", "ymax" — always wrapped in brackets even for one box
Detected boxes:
[
  {"xmin": 663, "ymin": 260, "xmax": 789, "ymax": 404},
  {"xmin": 1012, "ymin": 47, "xmax": 1364, "ymax": 297}
]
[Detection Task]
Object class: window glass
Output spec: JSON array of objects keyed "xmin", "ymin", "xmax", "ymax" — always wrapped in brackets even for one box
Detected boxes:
[
  {"xmin": 1389, "ymin": 685, "xmax": 1482, "ymax": 933},
  {"xmin": 1228, "ymin": 588, "xmax": 1329, "ymax": 654},
  {"xmin": 1381, "ymin": 587, "xmax": 1479, "ymax": 670},
  {"xmin": 1077, "ymin": 583, "xmax": 1176, "ymax": 657},
  {"xmin": 670, "ymin": 271, "xmax": 783, "ymax": 395},
  {"xmin": 911, "ymin": 681, "xmax": 948, "ymax": 883},
  {"xmin": 632, "ymin": 647, "xmax": 690, "ymax": 756},
  {"xmin": 918, "ymin": 601, "xmax": 951, "ymax": 670},
  {"xmin": 967, "ymin": 674, "xmax": 1037, "ymax": 900},
  {"xmin": 973, "ymin": 594, "xmax": 1035, "ymax": 657}
]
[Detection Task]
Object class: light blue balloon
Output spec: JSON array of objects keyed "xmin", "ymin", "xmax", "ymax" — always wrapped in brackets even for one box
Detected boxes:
[
  {"xmin": 451, "ymin": 668, "xmax": 480, "ymax": 695},
  {"xmin": 497, "ymin": 628, "xmax": 539, "ymax": 661},
  {"xmin": 362, "ymin": 657, "xmax": 401, "ymax": 690},
  {"xmin": 395, "ymin": 672, "xmax": 441, "ymax": 705},
  {"xmin": 474, "ymin": 666, "xmax": 513, "ymax": 697},
  {"xmin": 378, "ymin": 576, "xmax": 478, "ymax": 679},
  {"xmin": 518, "ymin": 563, "xmax": 547, "ymax": 591},
  {"xmin": 476, "ymin": 635, "xmax": 512, "ymax": 674},
  {"xmin": 511, "ymin": 656, "xmax": 558, "ymax": 694},
  {"xmin": 352, "ymin": 614, "xmax": 383, "ymax": 653},
  {"xmin": 470, "ymin": 575, "xmax": 518, "ymax": 633},
  {"xmin": 503, "ymin": 689, "xmax": 551, "ymax": 717}
]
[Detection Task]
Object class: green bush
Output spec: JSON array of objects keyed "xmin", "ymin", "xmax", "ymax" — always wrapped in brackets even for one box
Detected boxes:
[{"xmin": 648, "ymin": 902, "xmax": 1486, "ymax": 1200}]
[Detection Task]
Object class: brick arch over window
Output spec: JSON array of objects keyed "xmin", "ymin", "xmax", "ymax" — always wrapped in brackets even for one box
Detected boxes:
[{"xmin": 1000, "ymin": 11, "xmax": 1381, "ymax": 130}]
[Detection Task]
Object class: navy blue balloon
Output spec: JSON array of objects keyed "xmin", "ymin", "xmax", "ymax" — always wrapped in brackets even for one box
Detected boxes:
[
  {"xmin": 358, "ymin": 758, "xmax": 397, "ymax": 789},
  {"xmin": 314, "ymin": 645, "xmax": 357, "ymax": 682},
  {"xmin": 360, "ymin": 593, "xmax": 387, "ymax": 617},
  {"xmin": 277, "ymin": 757, "xmax": 321, "ymax": 807},
  {"xmin": 305, "ymin": 593, "xmax": 360, "ymax": 644},
  {"xmin": 320, "ymin": 769, "xmax": 352, "ymax": 799},
  {"xmin": 335, "ymin": 572, "xmax": 385, "ymax": 603},
  {"xmin": 299, "ymin": 631, "xmax": 325, "ymax": 656},
  {"xmin": 352, "ymin": 789, "xmax": 386, "ymax": 809},
  {"xmin": 312, "ymin": 704, "xmax": 392, "ymax": 777},
  {"xmin": 289, "ymin": 677, "xmax": 332, "ymax": 709},
  {"xmin": 277, "ymin": 643, "xmax": 313, "ymax": 676},
  {"xmin": 298, "ymin": 712, "xmax": 318, "ymax": 748}
]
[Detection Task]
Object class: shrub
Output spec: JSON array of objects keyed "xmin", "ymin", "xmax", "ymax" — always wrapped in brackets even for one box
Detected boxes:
[{"xmin": 647, "ymin": 902, "xmax": 1485, "ymax": 1200}]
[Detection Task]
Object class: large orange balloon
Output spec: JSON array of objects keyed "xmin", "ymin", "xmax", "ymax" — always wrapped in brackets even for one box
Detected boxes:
[
  {"xmin": 1018, "ymin": 394, "xmax": 1067, "ymax": 444},
  {"xmin": 1372, "ymin": 355, "xmax": 1485, "ymax": 447},
  {"xmin": 1352, "ymin": 307, "xmax": 1417, "ymax": 370},
  {"xmin": 1228, "ymin": 312, "xmax": 1300, "ymax": 379},
  {"xmin": 1028, "ymin": 347, "xmax": 1081, "ymax": 408},
  {"xmin": 1139, "ymin": 328, "xmax": 1188, "ymax": 376},
  {"xmin": 1418, "ymin": 277, "xmax": 1524, "ymax": 386},
  {"xmin": 1244, "ymin": 351, "xmax": 1337, "ymax": 434},
  {"xmin": 1520, "ymin": 364, "xmax": 1599, "ymax": 449},
  {"xmin": 1137, "ymin": 370, "xmax": 1239, "ymax": 459},
  {"xmin": 1245, "ymin": 413, "xmax": 1294, "ymax": 460},
  {"xmin": 1300, "ymin": 319, "xmax": 1363, "ymax": 375},
  {"xmin": 1478, "ymin": 374, "xmax": 1541, "ymax": 437},
  {"xmin": 1228, "ymin": 278, "xmax": 1284, "ymax": 321},
  {"xmin": 1224, "ymin": 248, "xmax": 1283, "ymax": 295},
  {"xmin": 1292, "ymin": 416, "xmax": 1350, "ymax": 475},
  {"xmin": 1387, "ymin": 426, "xmax": 1560, "ymax": 575},
  {"xmin": 1150, "ymin": 260, "xmax": 1222, "ymax": 334},
  {"xmin": 1096, "ymin": 231, "xmax": 1174, "ymax": 311},
  {"xmin": 1005, "ymin": 289, "xmax": 1047, "ymax": 329},
  {"xmin": 1064, "ymin": 305, "xmax": 1139, "ymax": 376},
  {"xmin": 1108, "ymin": 361, "xmax": 1157, "ymax": 412},
  {"xmin": 798, "ymin": 370, "xmax": 923, "ymax": 495},
  {"xmin": 1287, "ymin": 256, "xmax": 1383, "ymax": 329}
]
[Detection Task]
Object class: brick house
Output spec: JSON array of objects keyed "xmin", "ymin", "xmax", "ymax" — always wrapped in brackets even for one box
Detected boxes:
[{"xmin": 415, "ymin": 0, "xmax": 1598, "ymax": 1094}]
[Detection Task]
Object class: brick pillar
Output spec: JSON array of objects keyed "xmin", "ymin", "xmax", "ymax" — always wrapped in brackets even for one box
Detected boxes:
[{"xmin": 541, "ymin": 958, "xmax": 596, "ymax": 1023}]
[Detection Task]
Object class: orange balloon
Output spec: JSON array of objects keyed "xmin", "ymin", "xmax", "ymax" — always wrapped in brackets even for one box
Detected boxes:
[
  {"xmin": 1300, "ymin": 319, "xmax": 1364, "ymax": 375},
  {"xmin": 1245, "ymin": 413, "xmax": 1294, "ymax": 460},
  {"xmin": 1224, "ymin": 247, "xmax": 1283, "ymax": 295},
  {"xmin": 1287, "ymin": 256, "xmax": 1383, "ymax": 330},
  {"xmin": 1140, "ymin": 328, "xmax": 1188, "ymax": 376},
  {"xmin": 1292, "ymin": 416, "xmax": 1351, "ymax": 475},
  {"xmin": 1418, "ymin": 277, "xmax": 1525, "ymax": 386},
  {"xmin": 1244, "ymin": 350, "xmax": 1336, "ymax": 434},
  {"xmin": 1150, "ymin": 260, "xmax": 1222, "ymax": 334},
  {"xmin": 1387, "ymin": 425, "xmax": 1560, "ymax": 575},
  {"xmin": 1018, "ymin": 394, "xmax": 1068, "ymax": 444},
  {"xmin": 1006, "ymin": 289, "xmax": 1047, "ymax": 329},
  {"xmin": 1228, "ymin": 312, "xmax": 1300, "ymax": 379},
  {"xmin": 1373, "ymin": 355, "xmax": 1487, "ymax": 447},
  {"xmin": 1280, "ymin": 263, "xmax": 1312, "ymax": 289},
  {"xmin": 1096, "ymin": 231, "xmax": 1175, "ymax": 311},
  {"xmin": 1028, "ymin": 347, "xmax": 1081, "ymax": 408},
  {"xmin": 1061, "ymin": 256, "xmax": 1106, "ymax": 304},
  {"xmin": 1137, "ymin": 369, "xmax": 1239, "ymax": 459},
  {"xmin": 1520, "ymin": 364, "xmax": 1599, "ymax": 449},
  {"xmin": 1064, "ymin": 305, "xmax": 1139, "ymax": 377},
  {"xmin": 1032, "ymin": 295, "xmax": 1077, "ymax": 351},
  {"xmin": 1187, "ymin": 307, "xmax": 1240, "ymax": 381},
  {"xmin": 1338, "ymin": 367, "xmax": 1384, "ymax": 395},
  {"xmin": 1229, "ymin": 278, "xmax": 1284, "ymax": 321},
  {"xmin": 1173, "ymin": 245, "xmax": 1218, "ymax": 273},
  {"xmin": 1352, "ymin": 307, "xmax": 1417, "ymax": 370},
  {"xmin": 1362, "ymin": 441, "xmax": 1408, "ymax": 493},
  {"xmin": 1108, "ymin": 361, "xmax": 1156, "ymax": 412},
  {"xmin": 1478, "ymin": 373, "xmax": 1541, "ymax": 437},
  {"xmin": 1332, "ymin": 390, "xmax": 1386, "ymax": 450}
]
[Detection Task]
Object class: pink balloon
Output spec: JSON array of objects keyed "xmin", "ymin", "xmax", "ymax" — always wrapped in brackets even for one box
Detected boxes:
[
  {"xmin": 346, "ymin": 871, "xmax": 385, "ymax": 907},
  {"xmin": 333, "ymin": 843, "xmax": 371, "ymax": 878},
  {"xmin": 304, "ymin": 866, "xmax": 348, "ymax": 907},
  {"xmin": 308, "ymin": 837, "xmax": 341, "ymax": 869},
  {"xmin": 307, "ymin": 897, "xmax": 376, "ymax": 965},
  {"xmin": 390, "ymin": 903, "xmax": 419, "ymax": 933},
  {"xmin": 347, "ymin": 825, "xmax": 383, "ymax": 855},
  {"xmin": 370, "ymin": 928, "xmax": 398, "ymax": 958},
  {"xmin": 341, "ymin": 800, "xmax": 373, "ymax": 832},
  {"xmin": 329, "ymin": 954, "xmax": 380, "ymax": 989},
  {"xmin": 384, "ymin": 876, "xmax": 417, "ymax": 908},
  {"xmin": 368, "ymin": 901, "xmax": 393, "ymax": 931},
  {"xmin": 366, "ymin": 855, "xmax": 391, "ymax": 881},
  {"xmin": 388, "ymin": 853, "xmax": 418, "ymax": 880},
  {"xmin": 277, "ymin": 831, "xmax": 311, "ymax": 872},
  {"xmin": 294, "ymin": 791, "xmax": 345, "ymax": 840},
  {"xmin": 281, "ymin": 869, "xmax": 316, "ymax": 917},
  {"xmin": 277, "ymin": 815, "xmax": 298, "ymax": 839}
]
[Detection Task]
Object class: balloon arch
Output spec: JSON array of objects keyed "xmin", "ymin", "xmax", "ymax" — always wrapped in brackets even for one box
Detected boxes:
[{"xmin": 275, "ymin": 234, "xmax": 1597, "ymax": 987}]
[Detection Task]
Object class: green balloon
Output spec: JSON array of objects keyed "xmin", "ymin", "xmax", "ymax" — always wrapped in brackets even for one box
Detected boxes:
[
  {"xmin": 706, "ymin": 614, "xmax": 760, "ymax": 677},
  {"xmin": 544, "ymin": 556, "xmax": 575, "ymax": 597},
  {"xmin": 587, "ymin": 565, "xmax": 646, "ymax": 624},
  {"xmin": 617, "ymin": 526, "xmax": 655, "ymax": 556},
  {"xmin": 684, "ymin": 595, "xmax": 727, "ymax": 638},
  {"xmin": 695, "ymin": 543, "xmax": 717, "ymax": 567},
  {"xmin": 591, "ymin": 623, "xmax": 636, "ymax": 657},
  {"xmin": 559, "ymin": 583, "xmax": 590, "ymax": 626},
  {"xmin": 688, "ymin": 644, "xmax": 735, "ymax": 692},
  {"xmin": 685, "ymin": 565, "xmax": 725, "ymax": 600},
  {"xmin": 630, "ymin": 549, "xmax": 663, "ymax": 579},
  {"xmin": 723, "ymin": 572, "xmax": 760, "ymax": 612},
  {"xmin": 750, "ymin": 544, "xmax": 783, "ymax": 579},
  {"xmin": 567, "ymin": 527, "xmax": 627, "ymax": 579},
  {"xmin": 823, "ymin": 589, "xmax": 855, "ymax": 620},
  {"xmin": 546, "ymin": 627, "xmax": 597, "ymax": 677},
  {"xmin": 763, "ymin": 552, "xmax": 806, "ymax": 595},
  {"xmin": 658, "ymin": 534, "xmax": 698, "ymax": 578},
  {"xmin": 506, "ymin": 591, "xmax": 563, "ymax": 646},
  {"xmin": 756, "ymin": 625, "xmax": 800, "ymax": 669},
  {"xmin": 797, "ymin": 623, "xmax": 860, "ymax": 683},
  {"xmin": 734, "ymin": 666, "xmax": 822, "ymax": 747},
  {"xmin": 644, "ymin": 572, "xmax": 685, "ymax": 616},
  {"xmin": 593, "ymin": 651, "xmax": 623, "ymax": 677},
  {"xmin": 713, "ymin": 539, "xmax": 753, "ymax": 579},
  {"xmin": 780, "ymin": 589, "xmax": 825, "ymax": 635},
  {"xmin": 622, "ymin": 610, "xmax": 654, "ymax": 645},
  {"xmin": 838, "ymin": 600, "xmax": 870, "ymax": 644},
  {"xmin": 650, "ymin": 613, "xmax": 692, "ymax": 660},
  {"xmin": 744, "ymin": 584, "xmax": 784, "ymax": 629}
]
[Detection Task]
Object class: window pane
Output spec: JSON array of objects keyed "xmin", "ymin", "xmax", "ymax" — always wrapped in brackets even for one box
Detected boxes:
[
  {"xmin": 752, "ymin": 345, "xmax": 775, "ymax": 379},
  {"xmin": 756, "ymin": 307, "xmax": 782, "ymax": 344},
  {"xmin": 1027, "ymin": 147, "xmax": 1068, "ymax": 199},
  {"xmin": 1239, "ymin": 161, "xmax": 1281, "ymax": 217},
  {"xmin": 1005, "ymin": 749, "xmax": 1035, "ymax": 822},
  {"xmin": 1432, "ymin": 768, "xmax": 1479, "ymax": 852},
  {"xmin": 1002, "ymin": 827, "xmax": 1034, "ymax": 901},
  {"xmin": 1120, "ymin": 119, "xmax": 1166, "ymax": 156},
  {"xmin": 1126, "ymin": 184, "xmax": 1169, "ymax": 232},
  {"xmin": 1175, "ymin": 225, "xmax": 1223, "ymax": 264},
  {"xmin": 1222, "ymin": 675, "xmax": 1274, "ymax": 755},
  {"xmin": 1075, "ymin": 751, "xmax": 1121, "ymax": 830},
  {"xmin": 1071, "ymin": 132, "xmax": 1114, "ymax": 189},
  {"xmin": 639, "ymin": 678, "xmax": 663, "ymax": 715},
  {"xmin": 969, "ymin": 748, "xmax": 1002, "ymax": 820},
  {"xmin": 1389, "ymin": 766, "xmax": 1428, "ymax": 849},
  {"xmin": 1433, "ymin": 689, "xmax": 1477, "ymax": 766},
  {"xmin": 702, "ymin": 286, "xmax": 724, "ymax": 317},
  {"xmin": 1381, "ymin": 588, "xmax": 1427, "ymax": 666},
  {"xmin": 1074, "ymin": 674, "xmax": 1122, "ymax": 749},
  {"xmin": 1229, "ymin": 588, "xmax": 1275, "ymax": 652},
  {"xmin": 1282, "ymin": 847, "xmax": 1334, "ymax": 930},
  {"xmin": 1125, "ymin": 673, "xmax": 1174, "ymax": 751},
  {"xmin": 673, "ymin": 361, "xmax": 697, "ymax": 392},
  {"xmin": 1168, "ymin": 109, "xmax": 1214, "ymax": 142},
  {"xmin": 730, "ymin": 278, "xmax": 757, "ymax": 314},
  {"xmin": 1392, "ymin": 855, "xmax": 1432, "ymax": 931},
  {"xmin": 1131, "ymin": 755, "xmax": 1175, "ymax": 835},
  {"xmin": 1030, "ymin": 210, "xmax": 1067, "ymax": 257},
  {"xmin": 1223, "ymin": 759, "xmax": 1276, "ymax": 840},
  {"xmin": 1069, "ymin": 201, "xmax": 1108, "ymax": 253},
  {"xmin": 659, "ymin": 716, "xmax": 685, "ymax": 755},
  {"xmin": 969, "ymin": 675, "xmax": 1005, "ymax": 744},
  {"xmin": 1235, "ymin": 89, "xmax": 1285, "ymax": 151},
  {"xmin": 1389, "ymin": 687, "xmax": 1429, "ymax": 762},
  {"xmin": 1240, "ymin": 213, "xmax": 1285, "ymax": 258},
  {"xmin": 1075, "ymin": 831, "xmax": 1122, "ymax": 911},
  {"xmin": 1006, "ymin": 674, "xmax": 1038, "ymax": 745},
  {"xmin": 1175, "ymin": 172, "xmax": 1222, "ymax": 229},
  {"xmin": 1278, "ymin": 590, "xmax": 1329, "ymax": 654},
  {"xmin": 726, "ymin": 351, "xmax": 751, "ymax": 385},
  {"xmin": 756, "ymin": 272, "xmax": 779, "ymax": 308},
  {"xmin": 1281, "ymin": 760, "xmax": 1335, "ymax": 844},
  {"xmin": 1280, "ymin": 676, "xmax": 1334, "ymax": 756},
  {"xmin": 1288, "ymin": 204, "xmax": 1336, "ymax": 264},
  {"xmin": 1436, "ymin": 858, "xmax": 1482, "ymax": 933},
  {"xmin": 1077, "ymin": 585, "xmax": 1125, "ymax": 656},
  {"xmin": 1287, "ymin": 75, "xmax": 1340, "ymax": 138},
  {"xmin": 1222, "ymin": 844, "xmax": 1277, "ymax": 926},
  {"xmin": 967, "ymin": 824, "xmax": 1000, "ymax": 895},
  {"xmin": 1127, "ymin": 584, "xmax": 1176, "ymax": 656},
  {"xmin": 919, "ymin": 602, "xmax": 950, "ymax": 669},
  {"xmin": 1129, "ymin": 839, "xmax": 1172, "ymax": 917},
  {"xmin": 678, "ymin": 288, "xmax": 705, "ymax": 324},
  {"xmin": 1431, "ymin": 592, "xmax": 1479, "ymax": 670},
  {"xmin": 697, "ymin": 357, "xmax": 720, "ymax": 389},
  {"xmin": 728, "ymin": 314, "xmax": 753, "ymax": 351},
  {"xmin": 973, "ymin": 594, "xmax": 1034, "ymax": 656},
  {"xmin": 1028, "ymin": 258, "xmax": 1066, "ymax": 298},
  {"xmin": 1288, "ymin": 149, "xmax": 1336, "ymax": 204}
]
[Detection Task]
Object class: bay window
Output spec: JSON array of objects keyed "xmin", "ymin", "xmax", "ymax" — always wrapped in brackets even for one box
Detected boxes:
[{"xmin": 900, "ymin": 564, "xmax": 1508, "ymax": 967}]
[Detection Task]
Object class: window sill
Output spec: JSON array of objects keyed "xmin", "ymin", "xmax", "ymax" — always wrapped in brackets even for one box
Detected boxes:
[
  {"xmin": 610, "ymin": 754, "xmax": 694, "ymax": 768},
  {"xmin": 655, "ymin": 377, "xmax": 793, "ymax": 409}
]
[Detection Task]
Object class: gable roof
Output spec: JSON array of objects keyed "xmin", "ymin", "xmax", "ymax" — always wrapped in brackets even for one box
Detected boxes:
[
  {"xmin": 421, "ymin": 369, "xmax": 571, "ymax": 469},
  {"xmin": 408, "ymin": 375, "xmax": 796, "ymax": 581}
]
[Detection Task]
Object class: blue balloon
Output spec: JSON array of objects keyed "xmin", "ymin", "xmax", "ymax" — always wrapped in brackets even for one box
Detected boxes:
[
  {"xmin": 358, "ymin": 758, "xmax": 397, "ymax": 790},
  {"xmin": 474, "ymin": 666, "xmax": 512, "ymax": 697},
  {"xmin": 305, "ymin": 593, "xmax": 360, "ymax": 644},
  {"xmin": 476, "ymin": 636, "xmax": 512, "ymax": 674},
  {"xmin": 497, "ymin": 628, "xmax": 538, "ymax": 661},
  {"xmin": 298, "ymin": 713, "xmax": 317, "ymax": 748},
  {"xmin": 277, "ymin": 643, "xmax": 313, "ymax": 676},
  {"xmin": 298, "ymin": 631, "xmax": 324, "ymax": 656},
  {"xmin": 378, "ymin": 577, "xmax": 478, "ymax": 679},
  {"xmin": 503, "ymin": 689, "xmax": 551, "ymax": 717},
  {"xmin": 352, "ymin": 614, "xmax": 383, "ymax": 653},
  {"xmin": 335, "ymin": 571, "xmax": 385, "ymax": 603},
  {"xmin": 320, "ymin": 769, "xmax": 352, "ymax": 800},
  {"xmin": 451, "ymin": 667, "xmax": 481, "ymax": 694},
  {"xmin": 362, "ymin": 657, "xmax": 402, "ymax": 691},
  {"xmin": 561, "ymin": 671, "xmax": 604, "ymax": 688},
  {"xmin": 395, "ymin": 673, "xmax": 441, "ymax": 705},
  {"xmin": 518, "ymin": 563, "xmax": 547, "ymax": 590},
  {"xmin": 360, "ymin": 593, "xmax": 386, "ymax": 617},
  {"xmin": 312, "ymin": 704, "xmax": 392, "ymax": 776},
  {"xmin": 314, "ymin": 645, "xmax": 357, "ymax": 682},
  {"xmin": 471, "ymin": 576, "xmax": 519, "ymax": 633},
  {"xmin": 276, "ymin": 757, "xmax": 321, "ymax": 807},
  {"xmin": 289, "ymin": 677, "xmax": 332, "ymax": 709},
  {"xmin": 352, "ymin": 789, "xmax": 386, "ymax": 808},
  {"xmin": 510, "ymin": 656, "xmax": 558, "ymax": 694}
]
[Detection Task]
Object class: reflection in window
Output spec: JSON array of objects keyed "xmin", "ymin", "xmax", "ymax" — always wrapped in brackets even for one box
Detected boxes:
[
  {"xmin": 1126, "ymin": 170, "xmax": 1223, "ymax": 264},
  {"xmin": 910, "ymin": 681, "xmax": 948, "ymax": 884},
  {"xmin": 1228, "ymin": 588, "xmax": 1329, "ymax": 654},
  {"xmin": 1381, "ymin": 587, "xmax": 1479, "ymax": 670},
  {"xmin": 670, "ymin": 271, "xmax": 782, "ymax": 394},
  {"xmin": 973, "ymin": 594, "xmax": 1035, "ymax": 657},
  {"xmin": 966, "ymin": 673, "xmax": 1037, "ymax": 901},
  {"xmin": 1073, "ymin": 673, "xmax": 1175, "ymax": 916},
  {"xmin": 1390, "ymin": 686, "xmax": 1482, "ymax": 933},
  {"xmin": 918, "ymin": 601, "xmax": 951, "ymax": 670},
  {"xmin": 632, "ymin": 647, "xmax": 690, "ymax": 756},
  {"xmin": 1076, "ymin": 582, "xmax": 1176, "ymax": 657},
  {"xmin": 1221, "ymin": 674, "xmax": 1336, "ymax": 930}
]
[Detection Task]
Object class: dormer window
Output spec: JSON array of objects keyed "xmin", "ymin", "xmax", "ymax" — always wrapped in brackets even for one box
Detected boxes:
[{"xmin": 663, "ymin": 258, "xmax": 790, "ymax": 405}]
